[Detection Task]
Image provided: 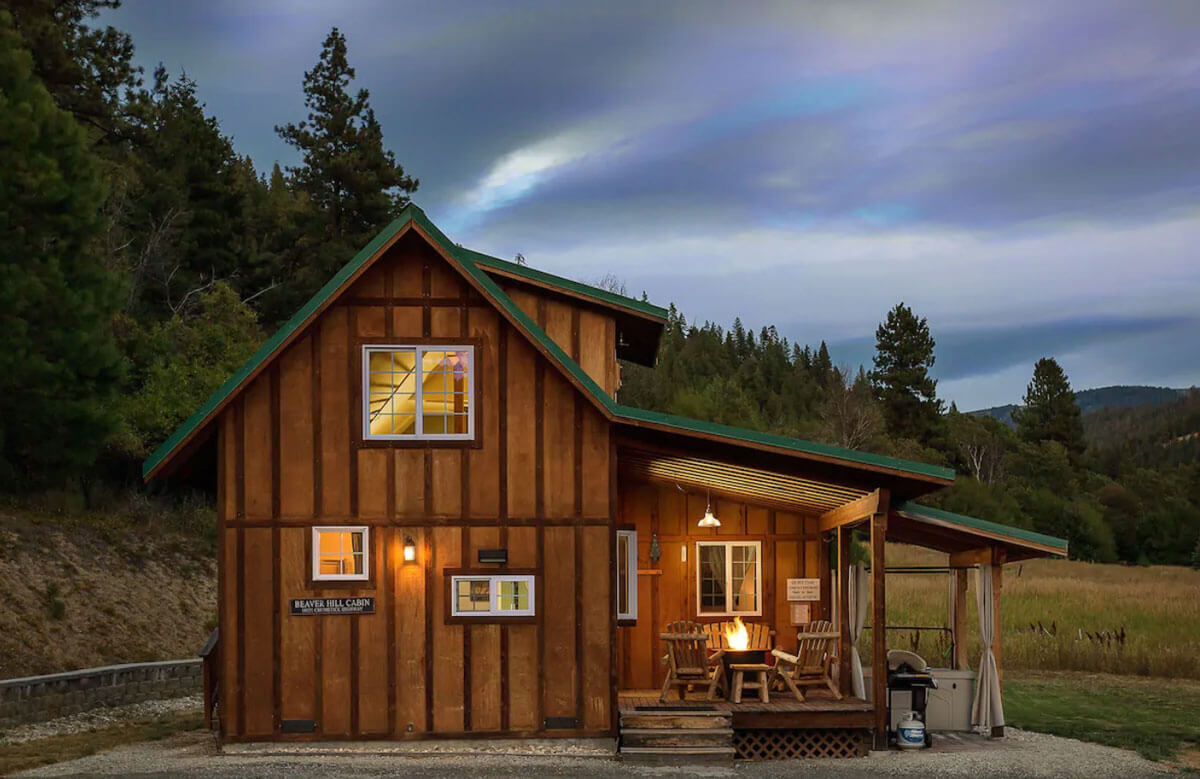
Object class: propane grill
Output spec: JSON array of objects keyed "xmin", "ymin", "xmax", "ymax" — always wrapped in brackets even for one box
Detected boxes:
[{"xmin": 886, "ymin": 649, "xmax": 937, "ymax": 748}]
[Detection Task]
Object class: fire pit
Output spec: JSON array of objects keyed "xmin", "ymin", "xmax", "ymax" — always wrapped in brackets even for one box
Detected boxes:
[{"xmin": 712, "ymin": 618, "xmax": 772, "ymax": 698}]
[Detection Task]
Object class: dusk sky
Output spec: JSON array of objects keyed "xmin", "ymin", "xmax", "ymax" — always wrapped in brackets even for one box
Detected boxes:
[{"xmin": 105, "ymin": 1, "xmax": 1200, "ymax": 410}]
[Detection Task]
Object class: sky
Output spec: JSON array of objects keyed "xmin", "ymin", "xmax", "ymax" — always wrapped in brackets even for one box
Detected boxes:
[{"xmin": 104, "ymin": 0, "xmax": 1200, "ymax": 410}]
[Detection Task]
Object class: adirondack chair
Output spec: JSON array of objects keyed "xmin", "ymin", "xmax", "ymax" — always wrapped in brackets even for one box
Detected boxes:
[
  {"xmin": 659, "ymin": 620, "xmax": 726, "ymax": 702},
  {"xmin": 700, "ymin": 620, "xmax": 775, "ymax": 652},
  {"xmin": 768, "ymin": 619, "xmax": 842, "ymax": 701}
]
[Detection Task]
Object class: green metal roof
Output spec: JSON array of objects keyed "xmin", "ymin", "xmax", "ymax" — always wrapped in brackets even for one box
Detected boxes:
[
  {"xmin": 460, "ymin": 248, "xmax": 668, "ymax": 321},
  {"xmin": 895, "ymin": 501, "xmax": 1069, "ymax": 555},
  {"xmin": 143, "ymin": 204, "xmax": 957, "ymax": 488}
]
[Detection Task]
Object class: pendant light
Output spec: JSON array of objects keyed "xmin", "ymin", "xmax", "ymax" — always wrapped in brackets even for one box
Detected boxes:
[{"xmin": 697, "ymin": 489, "xmax": 721, "ymax": 528}]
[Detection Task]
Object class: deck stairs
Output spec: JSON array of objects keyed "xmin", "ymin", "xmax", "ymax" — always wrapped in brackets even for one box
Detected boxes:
[{"xmin": 618, "ymin": 709, "xmax": 735, "ymax": 762}]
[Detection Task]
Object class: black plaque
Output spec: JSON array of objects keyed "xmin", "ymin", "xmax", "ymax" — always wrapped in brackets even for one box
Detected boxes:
[{"xmin": 290, "ymin": 597, "xmax": 375, "ymax": 616}]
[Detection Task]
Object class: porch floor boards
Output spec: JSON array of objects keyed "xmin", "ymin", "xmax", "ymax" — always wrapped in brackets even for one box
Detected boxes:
[{"xmin": 619, "ymin": 690, "xmax": 872, "ymax": 715}]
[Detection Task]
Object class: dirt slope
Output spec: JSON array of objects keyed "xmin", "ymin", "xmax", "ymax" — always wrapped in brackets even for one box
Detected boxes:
[{"xmin": 0, "ymin": 511, "xmax": 216, "ymax": 678}]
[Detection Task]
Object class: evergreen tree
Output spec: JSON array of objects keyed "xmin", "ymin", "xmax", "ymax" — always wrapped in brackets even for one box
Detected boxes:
[
  {"xmin": 870, "ymin": 302, "xmax": 943, "ymax": 444},
  {"xmin": 276, "ymin": 27, "xmax": 418, "ymax": 307},
  {"xmin": 1013, "ymin": 357, "xmax": 1085, "ymax": 455},
  {"xmin": 0, "ymin": 12, "xmax": 121, "ymax": 489}
]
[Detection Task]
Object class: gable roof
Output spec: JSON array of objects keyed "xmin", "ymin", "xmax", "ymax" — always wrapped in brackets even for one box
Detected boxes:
[{"xmin": 143, "ymin": 205, "xmax": 956, "ymax": 490}]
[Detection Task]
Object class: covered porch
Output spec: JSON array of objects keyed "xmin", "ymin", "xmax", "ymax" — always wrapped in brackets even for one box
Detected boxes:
[{"xmin": 612, "ymin": 423, "xmax": 1067, "ymax": 758}]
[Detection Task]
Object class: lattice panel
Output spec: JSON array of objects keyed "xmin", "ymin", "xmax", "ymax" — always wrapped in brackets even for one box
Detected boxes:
[{"xmin": 734, "ymin": 728, "xmax": 869, "ymax": 760}]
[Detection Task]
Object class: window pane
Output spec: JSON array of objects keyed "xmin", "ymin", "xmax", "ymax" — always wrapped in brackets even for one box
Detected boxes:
[
  {"xmin": 497, "ymin": 579, "xmax": 530, "ymax": 611},
  {"xmin": 731, "ymin": 545, "xmax": 757, "ymax": 612},
  {"xmin": 317, "ymin": 530, "xmax": 363, "ymax": 577},
  {"xmin": 698, "ymin": 545, "xmax": 726, "ymax": 613},
  {"xmin": 617, "ymin": 536, "xmax": 629, "ymax": 616},
  {"xmin": 456, "ymin": 579, "xmax": 491, "ymax": 612},
  {"xmin": 367, "ymin": 349, "xmax": 417, "ymax": 436}
]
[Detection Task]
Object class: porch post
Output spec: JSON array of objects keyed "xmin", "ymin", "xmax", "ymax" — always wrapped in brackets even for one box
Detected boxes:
[
  {"xmin": 991, "ymin": 547, "xmax": 1006, "ymax": 737},
  {"xmin": 952, "ymin": 568, "xmax": 968, "ymax": 670},
  {"xmin": 836, "ymin": 526, "xmax": 851, "ymax": 697},
  {"xmin": 870, "ymin": 510, "xmax": 888, "ymax": 749}
]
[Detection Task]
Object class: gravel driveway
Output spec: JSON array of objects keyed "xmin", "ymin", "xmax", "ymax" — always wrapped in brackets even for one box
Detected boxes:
[{"xmin": 16, "ymin": 726, "xmax": 1170, "ymax": 778}]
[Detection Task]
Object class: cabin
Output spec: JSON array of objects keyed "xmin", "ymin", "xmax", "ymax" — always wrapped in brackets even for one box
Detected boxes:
[{"xmin": 145, "ymin": 205, "xmax": 1068, "ymax": 760}]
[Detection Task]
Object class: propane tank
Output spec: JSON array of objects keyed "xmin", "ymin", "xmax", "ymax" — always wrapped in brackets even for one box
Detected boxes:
[{"xmin": 896, "ymin": 711, "xmax": 926, "ymax": 750}]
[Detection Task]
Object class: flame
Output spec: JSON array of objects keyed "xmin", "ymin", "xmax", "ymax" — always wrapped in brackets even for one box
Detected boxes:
[{"xmin": 725, "ymin": 616, "xmax": 749, "ymax": 651}]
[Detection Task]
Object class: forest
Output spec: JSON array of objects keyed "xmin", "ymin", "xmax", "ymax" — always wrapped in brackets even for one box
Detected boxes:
[{"xmin": 3, "ymin": 2, "xmax": 1198, "ymax": 566}]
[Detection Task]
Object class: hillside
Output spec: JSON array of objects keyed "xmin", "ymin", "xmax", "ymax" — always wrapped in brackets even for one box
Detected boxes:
[
  {"xmin": 0, "ymin": 507, "xmax": 216, "ymax": 679},
  {"xmin": 970, "ymin": 385, "xmax": 1188, "ymax": 426}
]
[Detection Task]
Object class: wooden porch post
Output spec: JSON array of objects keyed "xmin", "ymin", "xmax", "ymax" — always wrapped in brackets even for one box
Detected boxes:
[
  {"xmin": 952, "ymin": 568, "xmax": 968, "ymax": 671},
  {"xmin": 991, "ymin": 547, "xmax": 1006, "ymax": 738},
  {"xmin": 870, "ymin": 510, "xmax": 887, "ymax": 749},
  {"xmin": 836, "ymin": 526, "xmax": 851, "ymax": 697}
]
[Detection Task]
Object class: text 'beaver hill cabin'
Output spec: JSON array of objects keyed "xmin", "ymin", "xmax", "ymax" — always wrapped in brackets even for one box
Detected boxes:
[{"xmin": 145, "ymin": 205, "xmax": 1067, "ymax": 760}]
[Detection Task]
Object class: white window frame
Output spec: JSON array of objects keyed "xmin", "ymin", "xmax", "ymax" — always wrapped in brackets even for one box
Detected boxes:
[
  {"xmin": 450, "ymin": 574, "xmax": 536, "ymax": 617},
  {"xmin": 362, "ymin": 344, "xmax": 475, "ymax": 441},
  {"xmin": 616, "ymin": 529, "xmax": 638, "ymax": 621},
  {"xmin": 695, "ymin": 540, "xmax": 762, "ymax": 617},
  {"xmin": 311, "ymin": 525, "xmax": 370, "ymax": 582}
]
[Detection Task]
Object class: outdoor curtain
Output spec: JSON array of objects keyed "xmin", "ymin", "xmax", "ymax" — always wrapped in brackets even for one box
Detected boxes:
[
  {"xmin": 848, "ymin": 562, "xmax": 869, "ymax": 699},
  {"xmin": 971, "ymin": 563, "xmax": 1005, "ymax": 731}
]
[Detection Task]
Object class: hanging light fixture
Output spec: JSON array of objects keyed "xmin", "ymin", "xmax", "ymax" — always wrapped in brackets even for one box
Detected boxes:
[
  {"xmin": 697, "ymin": 489, "xmax": 721, "ymax": 528},
  {"xmin": 403, "ymin": 536, "xmax": 417, "ymax": 563}
]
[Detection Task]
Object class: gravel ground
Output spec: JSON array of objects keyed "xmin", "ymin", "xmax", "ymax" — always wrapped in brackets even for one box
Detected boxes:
[
  {"xmin": 0, "ymin": 695, "xmax": 202, "ymax": 745},
  {"xmin": 15, "ymin": 726, "xmax": 1170, "ymax": 778}
]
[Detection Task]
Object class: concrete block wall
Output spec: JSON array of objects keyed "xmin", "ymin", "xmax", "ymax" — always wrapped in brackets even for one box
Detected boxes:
[{"xmin": 0, "ymin": 659, "xmax": 202, "ymax": 730}]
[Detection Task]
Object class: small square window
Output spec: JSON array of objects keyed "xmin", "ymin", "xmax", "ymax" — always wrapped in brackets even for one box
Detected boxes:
[{"xmin": 312, "ymin": 526, "xmax": 369, "ymax": 582}]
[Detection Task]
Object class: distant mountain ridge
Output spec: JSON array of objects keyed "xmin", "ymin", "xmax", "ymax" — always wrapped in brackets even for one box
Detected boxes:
[{"xmin": 969, "ymin": 385, "xmax": 1189, "ymax": 425}]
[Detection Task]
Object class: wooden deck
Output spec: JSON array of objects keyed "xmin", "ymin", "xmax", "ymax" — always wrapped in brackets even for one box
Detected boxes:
[{"xmin": 619, "ymin": 690, "xmax": 875, "ymax": 730}]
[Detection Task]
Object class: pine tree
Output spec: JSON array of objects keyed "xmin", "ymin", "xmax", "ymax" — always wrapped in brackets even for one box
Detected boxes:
[
  {"xmin": 870, "ymin": 302, "xmax": 943, "ymax": 444},
  {"xmin": 276, "ymin": 27, "xmax": 418, "ymax": 295},
  {"xmin": 0, "ymin": 11, "xmax": 121, "ymax": 488},
  {"xmin": 1013, "ymin": 357, "xmax": 1085, "ymax": 455}
]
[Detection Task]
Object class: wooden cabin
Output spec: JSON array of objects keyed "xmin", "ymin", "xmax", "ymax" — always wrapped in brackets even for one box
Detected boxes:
[{"xmin": 146, "ymin": 205, "xmax": 1068, "ymax": 758}]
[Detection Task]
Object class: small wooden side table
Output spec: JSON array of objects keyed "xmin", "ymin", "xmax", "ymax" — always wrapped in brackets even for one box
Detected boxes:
[{"xmin": 730, "ymin": 663, "xmax": 771, "ymax": 704}]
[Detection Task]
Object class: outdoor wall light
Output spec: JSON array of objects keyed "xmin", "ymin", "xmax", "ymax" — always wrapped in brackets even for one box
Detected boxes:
[{"xmin": 403, "ymin": 536, "xmax": 417, "ymax": 563}]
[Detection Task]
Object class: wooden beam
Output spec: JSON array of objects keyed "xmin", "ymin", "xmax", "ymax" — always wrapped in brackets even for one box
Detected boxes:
[
  {"xmin": 870, "ymin": 510, "xmax": 888, "ymax": 750},
  {"xmin": 820, "ymin": 490, "xmax": 880, "ymax": 533},
  {"xmin": 949, "ymin": 547, "xmax": 992, "ymax": 567},
  {"xmin": 836, "ymin": 526, "xmax": 851, "ymax": 698},
  {"xmin": 952, "ymin": 568, "xmax": 968, "ymax": 671},
  {"xmin": 991, "ymin": 547, "xmax": 1006, "ymax": 738}
]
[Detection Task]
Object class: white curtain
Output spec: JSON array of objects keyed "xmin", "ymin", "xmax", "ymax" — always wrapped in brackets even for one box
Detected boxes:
[
  {"xmin": 848, "ymin": 562, "xmax": 869, "ymax": 699},
  {"xmin": 971, "ymin": 564, "xmax": 1005, "ymax": 732}
]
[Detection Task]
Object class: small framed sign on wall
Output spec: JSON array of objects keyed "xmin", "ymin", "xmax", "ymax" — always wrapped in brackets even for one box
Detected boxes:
[
  {"xmin": 786, "ymin": 578, "xmax": 820, "ymax": 602},
  {"xmin": 790, "ymin": 603, "xmax": 811, "ymax": 626}
]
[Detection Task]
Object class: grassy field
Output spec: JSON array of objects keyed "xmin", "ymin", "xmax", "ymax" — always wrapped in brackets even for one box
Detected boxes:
[
  {"xmin": 877, "ymin": 544, "xmax": 1200, "ymax": 679},
  {"xmin": 0, "ymin": 711, "xmax": 204, "ymax": 775},
  {"xmin": 1006, "ymin": 671, "xmax": 1200, "ymax": 764}
]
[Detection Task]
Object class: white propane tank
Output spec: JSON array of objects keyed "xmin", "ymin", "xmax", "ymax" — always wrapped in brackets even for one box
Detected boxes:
[{"xmin": 897, "ymin": 712, "xmax": 926, "ymax": 750}]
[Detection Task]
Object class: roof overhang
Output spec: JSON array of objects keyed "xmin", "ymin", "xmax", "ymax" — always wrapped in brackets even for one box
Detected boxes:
[{"xmin": 890, "ymin": 502, "xmax": 1069, "ymax": 562}]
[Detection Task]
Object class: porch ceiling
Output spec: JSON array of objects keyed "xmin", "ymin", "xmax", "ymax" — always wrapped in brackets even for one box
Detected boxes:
[{"xmin": 620, "ymin": 448, "xmax": 871, "ymax": 515}]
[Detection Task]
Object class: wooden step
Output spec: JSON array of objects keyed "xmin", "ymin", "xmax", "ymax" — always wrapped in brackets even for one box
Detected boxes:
[
  {"xmin": 619, "ymin": 712, "xmax": 732, "ymax": 729},
  {"xmin": 619, "ymin": 745, "xmax": 736, "ymax": 763},
  {"xmin": 620, "ymin": 727, "xmax": 733, "ymax": 749}
]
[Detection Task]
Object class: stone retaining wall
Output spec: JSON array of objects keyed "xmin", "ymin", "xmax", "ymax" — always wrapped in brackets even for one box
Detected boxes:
[{"xmin": 0, "ymin": 659, "xmax": 201, "ymax": 730}]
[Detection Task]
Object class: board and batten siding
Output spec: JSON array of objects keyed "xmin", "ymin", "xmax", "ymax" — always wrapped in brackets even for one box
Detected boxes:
[
  {"xmin": 217, "ymin": 233, "xmax": 615, "ymax": 740},
  {"xmin": 615, "ymin": 479, "xmax": 831, "ymax": 691}
]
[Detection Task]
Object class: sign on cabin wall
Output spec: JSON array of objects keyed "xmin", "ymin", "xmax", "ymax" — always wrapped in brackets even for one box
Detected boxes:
[
  {"xmin": 786, "ymin": 578, "xmax": 820, "ymax": 602},
  {"xmin": 289, "ymin": 597, "xmax": 375, "ymax": 616},
  {"xmin": 790, "ymin": 603, "xmax": 811, "ymax": 626}
]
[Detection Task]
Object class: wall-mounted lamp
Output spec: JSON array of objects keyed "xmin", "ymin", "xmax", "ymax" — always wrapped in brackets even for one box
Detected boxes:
[
  {"xmin": 403, "ymin": 536, "xmax": 417, "ymax": 563},
  {"xmin": 697, "ymin": 489, "xmax": 721, "ymax": 528}
]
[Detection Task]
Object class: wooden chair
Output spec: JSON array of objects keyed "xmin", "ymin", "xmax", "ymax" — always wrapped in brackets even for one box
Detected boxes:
[
  {"xmin": 700, "ymin": 620, "xmax": 775, "ymax": 652},
  {"xmin": 659, "ymin": 620, "xmax": 726, "ymax": 702},
  {"xmin": 768, "ymin": 619, "xmax": 842, "ymax": 701}
]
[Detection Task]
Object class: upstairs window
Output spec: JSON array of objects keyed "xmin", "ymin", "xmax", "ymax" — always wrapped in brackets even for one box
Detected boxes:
[
  {"xmin": 364, "ymin": 345, "xmax": 474, "ymax": 440},
  {"xmin": 312, "ymin": 526, "xmax": 369, "ymax": 581},
  {"xmin": 696, "ymin": 540, "xmax": 761, "ymax": 616}
]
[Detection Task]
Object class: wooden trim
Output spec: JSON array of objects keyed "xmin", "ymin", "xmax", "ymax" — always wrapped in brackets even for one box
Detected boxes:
[
  {"xmin": 731, "ymin": 710, "xmax": 875, "ymax": 730},
  {"xmin": 348, "ymin": 307, "xmax": 359, "ymax": 517},
  {"xmin": 836, "ymin": 525, "xmax": 850, "ymax": 698},
  {"xmin": 421, "ymin": 260, "xmax": 431, "ymax": 337},
  {"xmin": 952, "ymin": 567, "xmax": 968, "ymax": 671},
  {"xmin": 462, "ymin": 529, "xmax": 472, "ymax": 731},
  {"xmin": 235, "ymin": 397, "xmax": 246, "ymax": 737},
  {"xmin": 270, "ymin": 366, "xmax": 282, "ymax": 735},
  {"xmin": 222, "ymin": 517, "xmax": 613, "ymax": 528},
  {"xmin": 423, "ymin": 528, "xmax": 434, "ymax": 731},
  {"xmin": 819, "ymin": 490, "xmax": 880, "ymax": 532},
  {"xmin": 224, "ymin": 727, "xmax": 615, "ymax": 744},
  {"xmin": 949, "ymin": 548, "xmax": 992, "ymax": 567},
  {"xmin": 608, "ymin": 432, "xmax": 619, "ymax": 737},
  {"xmin": 475, "ymin": 262, "xmax": 668, "ymax": 325},
  {"xmin": 311, "ymin": 326, "xmax": 323, "ymax": 517},
  {"xmin": 871, "ymin": 508, "xmax": 888, "ymax": 749},
  {"xmin": 341, "ymin": 295, "xmax": 488, "ymax": 307},
  {"xmin": 215, "ymin": 414, "xmax": 227, "ymax": 737},
  {"xmin": 498, "ymin": 326, "xmax": 510, "ymax": 732},
  {"xmin": 386, "ymin": 528, "xmax": 397, "ymax": 734}
]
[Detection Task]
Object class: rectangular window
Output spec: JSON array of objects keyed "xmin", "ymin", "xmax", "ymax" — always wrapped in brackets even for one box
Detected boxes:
[
  {"xmin": 617, "ymin": 530, "xmax": 637, "ymax": 621},
  {"xmin": 450, "ymin": 575, "xmax": 535, "ymax": 617},
  {"xmin": 312, "ymin": 526, "xmax": 369, "ymax": 581},
  {"xmin": 363, "ymin": 345, "xmax": 474, "ymax": 440},
  {"xmin": 696, "ymin": 541, "xmax": 761, "ymax": 616}
]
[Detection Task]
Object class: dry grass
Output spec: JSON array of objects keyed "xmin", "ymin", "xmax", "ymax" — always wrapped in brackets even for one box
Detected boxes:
[
  {"xmin": 0, "ymin": 711, "xmax": 205, "ymax": 775},
  {"xmin": 873, "ymin": 544, "xmax": 1200, "ymax": 679}
]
